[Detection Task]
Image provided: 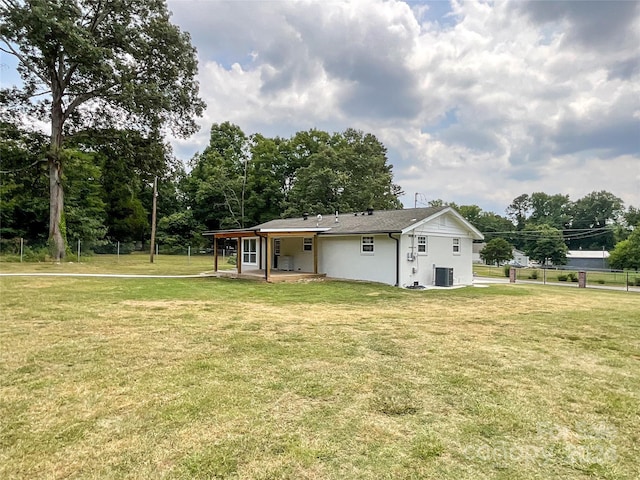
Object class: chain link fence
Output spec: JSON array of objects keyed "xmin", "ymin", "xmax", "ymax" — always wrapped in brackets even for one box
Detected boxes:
[
  {"xmin": 474, "ymin": 265, "xmax": 640, "ymax": 291},
  {"xmin": 0, "ymin": 237, "xmax": 228, "ymax": 262}
]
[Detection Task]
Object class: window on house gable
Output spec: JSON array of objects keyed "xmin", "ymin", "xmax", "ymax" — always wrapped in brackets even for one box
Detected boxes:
[
  {"xmin": 417, "ymin": 236, "xmax": 427, "ymax": 254},
  {"xmin": 362, "ymin": 236, "xmax": 374, "ymax": 254},
  {"xmin": 453, "ymin": 238, "xmax": 460, "ymax": 254},
  {"xmin": 243, "ymin": 238, "xmax": 257, "ymax": 264}
]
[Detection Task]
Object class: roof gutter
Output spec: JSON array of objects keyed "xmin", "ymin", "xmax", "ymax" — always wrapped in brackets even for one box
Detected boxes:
[{"xmin": 388, "ymin": 233, "xmax": 400, "ymax": 287}]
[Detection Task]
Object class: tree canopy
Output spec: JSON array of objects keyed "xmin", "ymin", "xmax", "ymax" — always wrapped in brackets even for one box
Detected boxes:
[
  {"xmin": 1, "ymin": 0, "xmax": 205, "ymax": 259},
  {"xmin": 522, "ymin": 224, "xmax": 568, "ymax": 266},
  {"xmin": 480, "ymin": 238, "xmax": 513, "ymax": 266},
  {"xmin": 186, "ymin": 124, "xmax": 403, "ymax": 231},
  {"xmin": 608, "ymin": 227, "xmax": 640, "ymax": 271}
]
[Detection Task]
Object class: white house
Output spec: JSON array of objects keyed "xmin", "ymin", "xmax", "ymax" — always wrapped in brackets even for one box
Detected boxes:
[
  {"xmin": 204, "ymin": 206, "xmax": 484, "ymax": 288},
  {"xmin": 511, "ymin": 249, "xmax": 529, "ymax": 267}
]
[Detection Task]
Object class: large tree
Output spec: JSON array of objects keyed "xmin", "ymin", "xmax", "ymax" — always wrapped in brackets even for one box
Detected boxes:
[
  {"xmin": 186, "ymin": 122, "xmax": 249, "ymax": 230},
  {"xmin": 284, "ymin": 128, "xmax": 402, "ymax": 216},
  {"xmin": 1, "ymin": 0, "xmax": 205, "ymax": 260},
  {"xmin": 506, "ymin": 194, "xmax": 531, "ymax": 231},
  {"xmin": 608, "ymin": 227, "xmax": 640, "ymax": 271},
  {"xmin": 454, "ymin": 205, "xmax": 514, "ymax": 239},
  {"xmin": 528, "ymin": 192, "xmax": 572, "ymax": 230},
  {"xmin": 245, "ymin": 134, "xmax": 288, "ymax": 225},
  {"xmin": 480, "ymin": 238, "xmax": 514, "ymax": 266},
  {"xmin": 569, "ymin": 191, "xmax": 623, "ymax": 250},
  {"xmin": 522, "ymin": 224, "xmax": 568, "ymax": 266}
]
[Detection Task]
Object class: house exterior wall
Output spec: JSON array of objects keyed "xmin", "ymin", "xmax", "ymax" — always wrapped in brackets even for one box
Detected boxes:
[
  {"xmin": 318, "ymin": 235, "xmax": 397, "ymax": 285},
  {"xmin": 399, "ymin": 234, "xmax": 474, "ymax": 287},
  {"xmin": 399, "ymin": 213, "xmax": 475, "ymax": 287}
]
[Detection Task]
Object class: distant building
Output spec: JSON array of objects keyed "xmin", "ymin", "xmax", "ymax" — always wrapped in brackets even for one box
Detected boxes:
[
  {"xmin": 566, "ymin": 250, "xmax": 609, "ymax": 270},
  {"xmin": 472, "ymin": 242, "xmax": 484, "ymax": 264},
  {"xmin": 511, "ymin": 249, "xmax": 529, "ymax": 267},
  {"xmin": 472, "ymin": 243, "xmax": 529, "ymax": 267}
]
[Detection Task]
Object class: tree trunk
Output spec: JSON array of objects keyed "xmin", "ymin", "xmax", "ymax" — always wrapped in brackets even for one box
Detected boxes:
[
  {"xmin": 48, "ymin": 156, "xmax": 65, "ymax": 261},
  {"xmin": 49, "ymin": 98, "xmax": 66, "ymax": 261}
]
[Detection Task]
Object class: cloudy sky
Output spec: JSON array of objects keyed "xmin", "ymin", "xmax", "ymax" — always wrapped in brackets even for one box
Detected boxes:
[
  {"xmin": 4, "ymin": 0, "xmax": 639, "ymax": 214},
  {"xmin": 163, "ymin": 0, "xmax": 640, "ymax": 214}
]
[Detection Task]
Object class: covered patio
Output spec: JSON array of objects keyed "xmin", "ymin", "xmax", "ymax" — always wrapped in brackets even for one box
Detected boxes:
[{"xmin": 205, "ymin": 227, "xmax": 327, "ymax": 283}]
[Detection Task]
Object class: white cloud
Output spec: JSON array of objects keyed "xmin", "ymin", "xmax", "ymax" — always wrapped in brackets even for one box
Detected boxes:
[{"xmin": 165, "ymin": 0, "xmax": 640, "ymax": 213}]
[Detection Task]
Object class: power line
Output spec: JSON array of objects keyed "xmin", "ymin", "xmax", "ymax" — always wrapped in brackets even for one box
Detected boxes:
[
  {"xmin": 481, "ymin": 227, "xmax": 611, "ymax": 235},
  {"xmin": 481, "ymin": 227, "xmax": 613, "ymax": 241}
]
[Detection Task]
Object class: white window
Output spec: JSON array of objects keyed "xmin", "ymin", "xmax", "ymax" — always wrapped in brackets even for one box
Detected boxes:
[
  {"xmin": 361, "ymin": 236, "xmax": 374, "ymax": 254},
  {"xmin": 243, "ymin": 238, "xmax": 257, "ymax": 264},
  {"xmin": 303, "ymin": 237, "xmax": 313, "ymax": 252},
  {"xmin": 417, "ymin": 236, "xmax": 427, "ymax": 254},
  {"xmin": 453, "ymin": 238, "xmax": 460, "ymax": 254},
  {"xmin": 274, "ymin": 238, "xmax": 281, "ymax": 255}
]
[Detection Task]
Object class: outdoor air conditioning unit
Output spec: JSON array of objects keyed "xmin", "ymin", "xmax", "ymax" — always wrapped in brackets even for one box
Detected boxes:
[
  {"xmin": 435, "ymin": 267, "xmax": 454, "ymax": 287},
  {"xmin": 279, "ymin": 255, "xmax": 293, "ymax": 271}
]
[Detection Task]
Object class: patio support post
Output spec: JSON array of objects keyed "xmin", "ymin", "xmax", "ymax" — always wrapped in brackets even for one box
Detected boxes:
[
  {"xmin": 266, "ymin": 234, "xmax": 272, "ymax": 282},
  {"xmin": 237, "ymin": 236, "xmax": 242, "ymax": 274},
  {"xmin": 214, "ymin": 236, "xmax": 218, "ymax": 272},
  {"xmin": 313, "ymin": 234, "xmax": 318, "ymax": 274}
]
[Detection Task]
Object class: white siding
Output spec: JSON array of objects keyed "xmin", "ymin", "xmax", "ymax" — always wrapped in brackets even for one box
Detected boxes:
[
  {"xmin": 399, "ymin": 212, "xmax": 475, "ymax": 287},
  {"xmin": 318, "ymin": 235, "xmax": 397, "ymax": 285}
]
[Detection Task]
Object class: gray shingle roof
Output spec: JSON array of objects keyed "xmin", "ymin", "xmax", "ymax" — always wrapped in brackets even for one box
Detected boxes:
[{"xmin": 254, "ymin": 206, "xmax": 449, "ymax": 234}]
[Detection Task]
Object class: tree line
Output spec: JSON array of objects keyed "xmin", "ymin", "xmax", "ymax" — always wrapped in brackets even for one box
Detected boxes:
[
  {"xmin": 431, "ymin": 193, "xmax": 638, "ymax": 270},
  {"xmin": 2, "ymin": 117, "xmax": 638, "ymax": 268},
  {"xmin": 0, "ymin": 120, "xmax": 402, "ymax": 255},
  {"xmin": 4, "ymin": 113, "xmax": 638, "ymax": 268}
]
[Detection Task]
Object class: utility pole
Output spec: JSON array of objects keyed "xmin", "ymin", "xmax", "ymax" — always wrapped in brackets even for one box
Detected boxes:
[{"xmin": 149, "ymin": 176, "xmax": 158, "ymax": 263}]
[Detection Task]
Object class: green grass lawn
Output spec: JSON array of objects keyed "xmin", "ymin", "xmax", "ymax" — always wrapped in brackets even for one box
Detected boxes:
[{"xmin": 1, "ymin": 274, "xmax": 639, "ymax": 479}]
